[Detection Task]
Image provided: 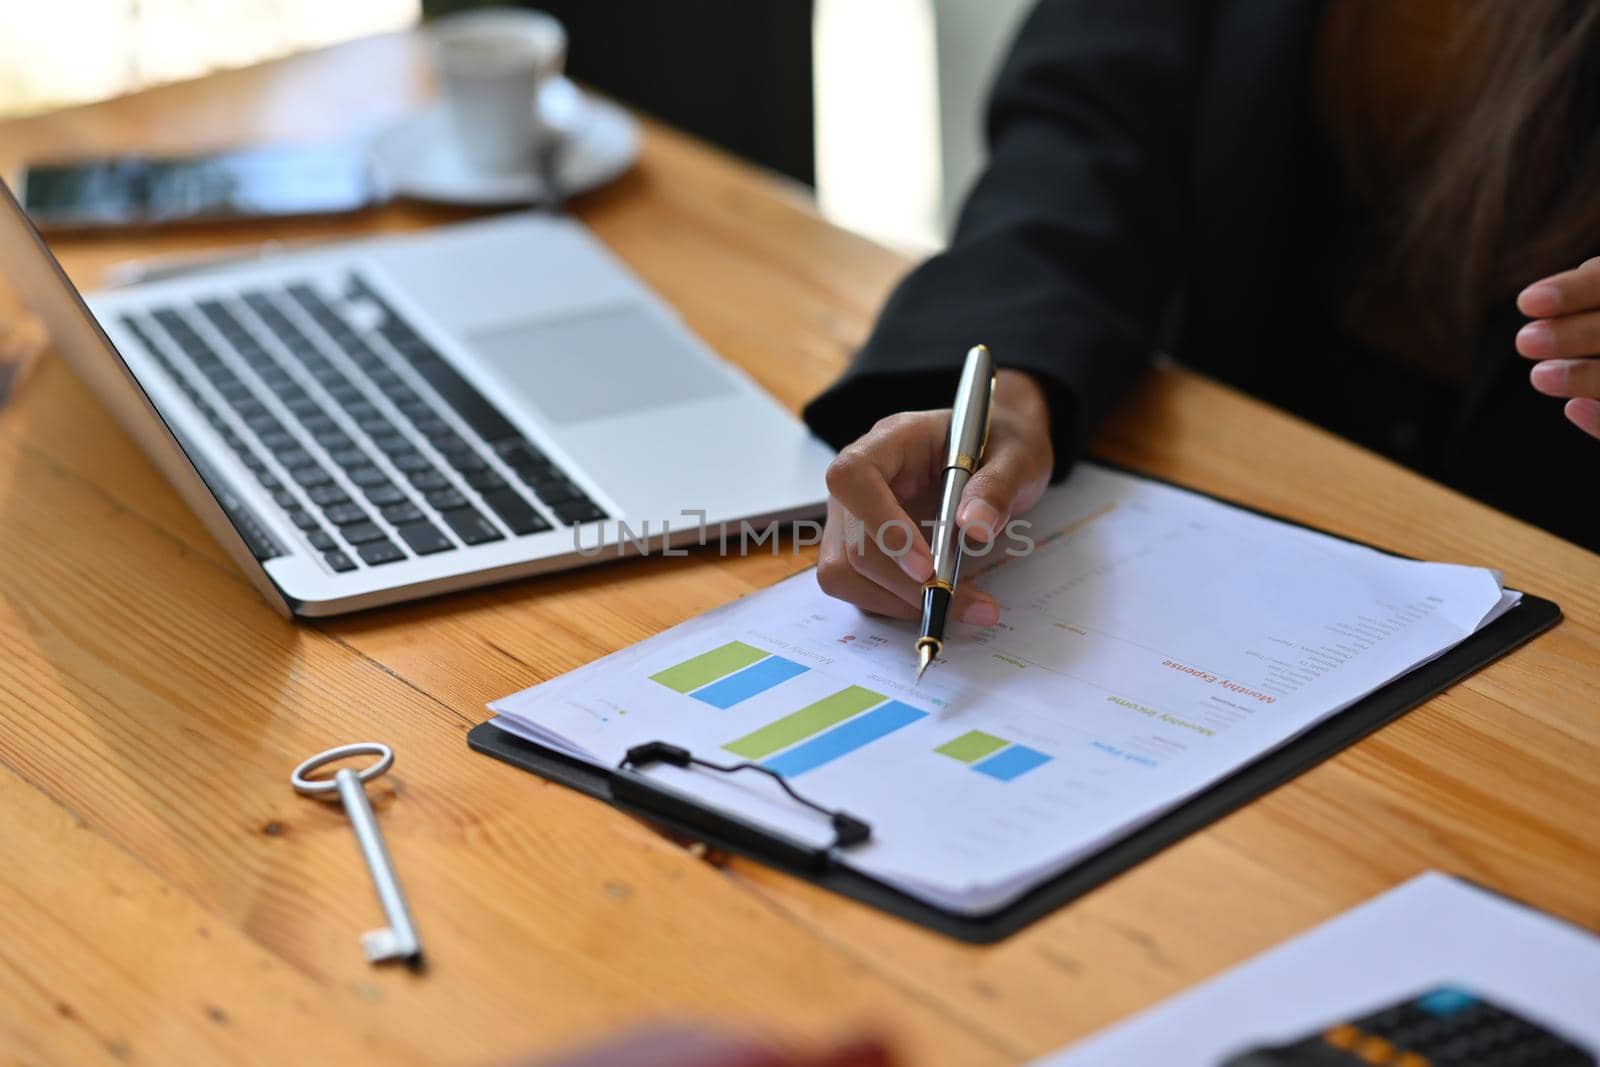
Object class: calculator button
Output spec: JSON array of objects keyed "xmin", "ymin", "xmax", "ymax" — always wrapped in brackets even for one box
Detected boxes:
[
  {"xmin": 1354, "ymin": 1035, "xmax": 1394, "ymax": 1064},
  {"xmin": 1416, "ymin": 989, "xmax": 1480, "ymax": 1017},
  {"xmin": 1326, "ymin": 1026, "xmax": 1362, "ymax": 1051}
]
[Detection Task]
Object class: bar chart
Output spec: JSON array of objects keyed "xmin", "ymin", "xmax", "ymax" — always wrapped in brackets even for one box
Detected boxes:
[
  {"xmin": 649, "ymin": 641, "xmax": 810, "ymax": 709},
  {"xmin": 936, "ymin": 730, "xmax": 1053, "ymax": 782},
  {"xmin": 732, "ymin": 693, "xmax": 926, "ymax": 777}
]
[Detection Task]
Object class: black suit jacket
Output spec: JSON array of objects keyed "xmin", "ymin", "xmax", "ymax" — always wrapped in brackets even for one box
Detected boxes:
[{"xmin": 802, "ymin": 0, "xmax": 1598, "ymax": 550}]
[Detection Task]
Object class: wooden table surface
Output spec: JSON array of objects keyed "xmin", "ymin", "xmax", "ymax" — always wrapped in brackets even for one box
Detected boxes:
[{"xmin": 1, "ymin": 30, "xmax": 1596, "ymax": 1067}]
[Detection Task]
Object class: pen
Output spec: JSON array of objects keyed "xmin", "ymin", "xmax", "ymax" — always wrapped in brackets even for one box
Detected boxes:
[{"xmin": 916, "ymin": 343, "xmax": 996, "ymax": 682}]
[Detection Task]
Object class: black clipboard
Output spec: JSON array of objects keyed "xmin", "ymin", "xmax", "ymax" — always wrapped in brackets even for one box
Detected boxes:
[{"xmin": 468, "ymin": 486, "xmax": 1561, "ymax": 943}]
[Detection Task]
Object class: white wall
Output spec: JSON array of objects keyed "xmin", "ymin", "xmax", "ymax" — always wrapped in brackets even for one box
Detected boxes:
[
  {"xmin": 813, "ymin": 0, "xmax": 1034, "ymax": 252},
  {"xmin": 0, "ymin": 0, "xmax": 418, "ymax": 118}
]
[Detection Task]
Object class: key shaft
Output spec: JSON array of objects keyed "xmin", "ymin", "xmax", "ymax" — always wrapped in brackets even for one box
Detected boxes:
[{"xmin": 333, "ymin": 767, "xmax": 423, "ymax": 967}]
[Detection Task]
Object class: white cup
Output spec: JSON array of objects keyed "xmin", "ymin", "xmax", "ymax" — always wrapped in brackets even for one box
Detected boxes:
[{"xmin": 430, "ymin": 8, "xmax": 567, "ymax": 175}]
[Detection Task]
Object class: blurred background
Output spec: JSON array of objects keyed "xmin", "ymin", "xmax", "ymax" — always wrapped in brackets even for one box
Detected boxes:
[{"xmin": 0, "ymin": 0, "xmax": 1032, "ymax": 253}]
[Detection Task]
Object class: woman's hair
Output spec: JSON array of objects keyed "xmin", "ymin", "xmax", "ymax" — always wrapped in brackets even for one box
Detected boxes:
[{"xmin": 1329, "ymin": 1, "xmax": 1600, "ymax": 355}]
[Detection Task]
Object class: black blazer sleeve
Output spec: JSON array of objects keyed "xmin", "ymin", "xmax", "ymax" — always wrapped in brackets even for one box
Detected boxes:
[{"xmin": 802, "ymin": 0, "xmax": 1203, "ymax": 477}]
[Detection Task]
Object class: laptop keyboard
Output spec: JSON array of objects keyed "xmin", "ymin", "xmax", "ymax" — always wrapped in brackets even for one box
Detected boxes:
[{"xmin": 117, "ymin": 273, "xmax": 607, "ymax": 573}]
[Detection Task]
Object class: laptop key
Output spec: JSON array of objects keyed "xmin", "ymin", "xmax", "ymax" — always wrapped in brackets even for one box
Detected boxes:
[
  {"xmin": 273, "ymin": 489, "xmax": 300, "ymax": 510},
  {"xmin": 531, "ymin": 478, "xmax": 581, "ymax": 506},
  {"xmin": 424, "ymin": 488, "xmax": 469, "ymax": 511},
  {"xmin": 348, "ymin": 466, "xmax": 390, "ymax": 488},
  {"xmin": 315, "ymin": 431, "xmax": 355, "ymax": 451},
  {"xmin": 554, "ymin": 499, "xmax": 607, "ymax": 525},
  {"xmin": 439, "ymin": 506, "xmax": 505, "ymax": 546},
  {"xmin": 329, "ymin": 447, "xmax": 369, "ymax": 469},
  {"xmin": 444, "ymin": 450, "xmax": 487, "ymax": 473},
  {"xmin": 324, "ymin": 550, "xmax": 358, "ymax": 573},
  {"xmin": 308, "ymin": 529, "xmax": 337, "ymax": 552},
  {"xmin": 465, "ymin": 469, "xmax": 509, "ymax": 492},
  {"xmin": 495, "ymin": 439, "xmax": 547, "ymax": 466},
  {"xmin": 358, "ymin": 540, "xmax": 406, "ymax": 566},
  {"xmin": 308, "ymin": 484, "xmax": 350, "ymax": 507},
  {"xmin": 325, "ymin": 503, "xmax": 370, "ymax": 527},
  {"xmin": 481, "ymin": 489, "xmax": 551, "ymax": 535},
  {"xmin": 408, "ymin": 470, "xmax": 450, "ymax": 492},
  {"xmin": 390, "ymin": 451, "xmax": 433, "ymax": 473},
  {"xmin": 341, "ymin": 522, "xmax": 389, "ymax": 546},
  {"xmin": 287, "ymin": 508, "xmax": 322, "ymax": 531},
  {"xmin": 381, "ymin": 502, "xmax": 425, "ymax": 525},
  {"xmin": 289, "ymin": 463, "xmax": 332, "ymax": 489},
  {"xmin": 396, "ymin": 521, "xmax": 453, "ymax": 555},
  {"xmin": 365, "ymin": 484, "xmax": 408, "ymax": 506}
]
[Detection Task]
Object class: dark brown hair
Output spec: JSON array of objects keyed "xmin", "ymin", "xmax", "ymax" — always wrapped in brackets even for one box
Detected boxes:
[{"xmin": 1326, "ymin": 1, "xmax": 1600, "ymax": 359}]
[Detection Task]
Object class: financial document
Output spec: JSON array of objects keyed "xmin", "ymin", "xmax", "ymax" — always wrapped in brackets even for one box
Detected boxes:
[{"xmin": 491, "ymin": 464, "xmax": 1516, "ymax": 913}]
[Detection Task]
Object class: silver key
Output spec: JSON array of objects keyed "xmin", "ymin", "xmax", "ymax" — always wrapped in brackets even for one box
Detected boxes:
[{"xmin": 291, "ymin": 742, "xmax": 423, "ymax": 968}]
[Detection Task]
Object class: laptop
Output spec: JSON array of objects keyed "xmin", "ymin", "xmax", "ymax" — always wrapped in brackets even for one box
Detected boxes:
[{"xmin": 0, "ymin": 177, "xmax": 833, "ymax": 616}]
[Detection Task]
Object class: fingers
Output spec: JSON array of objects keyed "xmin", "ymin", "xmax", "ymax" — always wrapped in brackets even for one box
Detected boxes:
[
  {"xmin": 1517, "ymin": 309, "xmax": 1600, "ymax": 360},
  {"xmin": 817, "ymin": 504, "xmax": 1004, "ymax": 624},
  {"xmin": 956, "ymin": 434, "xmax": 1052, "ymax": 544},
  {"xmin": 816, "ymin": 547, "xmax": 919, "ymax": 619},
  {"xmin": 1518, "ymin": 256, "xmax": 1600, "ymax": 318},
  {"xmin": 1564, "ymin": 398, "xmax": 1600, "ymax": 441},
  {"xmin": 1529, "ymin": 355, "xmax": 1600, "ymax": 399},
  {"xmin": 824, "ymin": 412, "xmax": 944, "ymax": 581}
]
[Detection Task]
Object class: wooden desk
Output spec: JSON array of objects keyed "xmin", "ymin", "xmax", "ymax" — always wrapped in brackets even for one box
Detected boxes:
[{"xmin": 1, "ymin": 31, "xmax": 1596, "ymax": 1067}]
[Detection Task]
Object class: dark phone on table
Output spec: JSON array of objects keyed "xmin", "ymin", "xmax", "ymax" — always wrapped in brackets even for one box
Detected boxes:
[{"xmin": 18, "ymin": 143, "xmax": 378, "ymax": 231}]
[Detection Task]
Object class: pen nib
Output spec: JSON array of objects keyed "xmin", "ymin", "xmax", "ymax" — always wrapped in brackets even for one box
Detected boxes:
[{"xmin": 915, "ymin": 641, "xmax": 936, "ymax": 683}]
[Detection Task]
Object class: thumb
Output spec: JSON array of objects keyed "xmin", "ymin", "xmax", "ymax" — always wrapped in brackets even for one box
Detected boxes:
[{"xmin": 954, "ymin": 439, "xmax": 1041, "ymax": 545}]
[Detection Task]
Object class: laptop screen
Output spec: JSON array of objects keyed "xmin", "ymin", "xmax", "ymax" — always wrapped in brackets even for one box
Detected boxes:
[{"xmin": 0, "ymin": 174, "xmax": 290, "ymax": 612}]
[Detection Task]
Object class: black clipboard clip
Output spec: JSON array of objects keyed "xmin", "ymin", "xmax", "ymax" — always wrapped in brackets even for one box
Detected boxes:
[{"xmin": 615, "ymin": 741, "xmax": 872, "ymax": 872}]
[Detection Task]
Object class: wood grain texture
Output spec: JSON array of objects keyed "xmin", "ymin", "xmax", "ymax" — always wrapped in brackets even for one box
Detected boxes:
[{"xmin": 1, "ymin": 30, "xmax": 1596, "ymax": 1067}]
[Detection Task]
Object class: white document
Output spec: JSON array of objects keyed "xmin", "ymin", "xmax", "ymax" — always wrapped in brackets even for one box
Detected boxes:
[
  {"xmin": 1033, "ymin": 872, "xmax": 1600, "ymax": 1064},
  {"xmin": 491, "ymin": 464, "xmax": 1515, "ymax": 913}
]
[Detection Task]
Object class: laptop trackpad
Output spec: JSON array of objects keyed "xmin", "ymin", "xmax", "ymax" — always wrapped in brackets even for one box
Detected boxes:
[{"xmin": 468, "ymin": 305, "xmax": 735, "ymax": 425}]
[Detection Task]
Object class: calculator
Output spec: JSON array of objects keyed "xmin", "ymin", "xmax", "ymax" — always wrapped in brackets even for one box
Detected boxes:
[{"xmin": 1220, "ymin": 986, "xmax": 1596, "ymax": 1066}]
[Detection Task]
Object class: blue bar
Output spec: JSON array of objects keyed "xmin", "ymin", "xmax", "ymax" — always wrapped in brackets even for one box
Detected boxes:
[
  {"xmin": 762, "ymin": 700, "xmax": 926, "ymax": 777},
  {"xmin": 691, "ymin": 655, "xmax": 809, "ymax": 708},
  {"xmin": 972, "ymin": 744, "xmax": 1052, "ymax": 782}
]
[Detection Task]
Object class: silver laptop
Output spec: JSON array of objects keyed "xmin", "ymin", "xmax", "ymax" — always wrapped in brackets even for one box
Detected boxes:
[{"xmin": 1, "ymin": 178, "xmax": 832, "ymax": 616}]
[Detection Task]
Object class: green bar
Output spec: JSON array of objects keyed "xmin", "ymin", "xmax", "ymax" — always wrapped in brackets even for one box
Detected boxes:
[
  {"xmin": 724, "ymin": 685, "xmax": 886, "ymax": 759},
  {"xmin": 650, "ymin": 641, "xmax": 769, "ymax": 694},
  {"xmin": 936, "ymin": 730, "xmax": 1009, "ymax": 763}
]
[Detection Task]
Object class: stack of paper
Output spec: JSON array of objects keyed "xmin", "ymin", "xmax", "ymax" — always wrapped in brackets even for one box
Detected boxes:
[{"xmin": 491, "ymin": 465, "xmax": 1519, "ymax": 914}]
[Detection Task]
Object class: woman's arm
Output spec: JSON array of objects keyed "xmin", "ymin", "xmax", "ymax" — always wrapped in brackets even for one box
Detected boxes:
[{"xmin": 804, "ymin": 0, "xmax": 1205, "ymax": 475}]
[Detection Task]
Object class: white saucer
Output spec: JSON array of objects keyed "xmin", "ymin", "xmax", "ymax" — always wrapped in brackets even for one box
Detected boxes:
[{"xmin": 367, "ymin": 78, "xmax": 640, "ymax": 207}]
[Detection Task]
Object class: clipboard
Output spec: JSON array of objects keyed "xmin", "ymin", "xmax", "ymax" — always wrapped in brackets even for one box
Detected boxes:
[{"xmin": 467, "ymin": 485, "xmax": 1562, "ymax": 943}]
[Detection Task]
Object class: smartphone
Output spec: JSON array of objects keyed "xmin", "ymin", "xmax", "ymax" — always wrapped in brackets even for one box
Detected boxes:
[{"xmin": 17, "ymin": 143, "xmax": 378, "ymax": 231}]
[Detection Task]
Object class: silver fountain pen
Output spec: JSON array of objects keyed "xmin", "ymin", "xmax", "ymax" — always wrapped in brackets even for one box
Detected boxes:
[{"xmin": 916, "ymin": 344, "xmax": 996, "ymax": 682}]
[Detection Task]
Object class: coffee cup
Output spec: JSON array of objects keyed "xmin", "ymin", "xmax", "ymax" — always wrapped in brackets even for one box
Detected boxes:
[{"xmin": 430, "ymin": 8, "xmax": 567, "ymax": 175}]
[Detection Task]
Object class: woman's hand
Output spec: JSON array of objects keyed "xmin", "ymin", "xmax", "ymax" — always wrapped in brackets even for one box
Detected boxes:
[
  {"xmin": 1517, "ymin": 257, "xmax": 1600, "ymax": 439},
  {"xmin": 816, "ymin": 368, "xmax": 1055, "ymax": 624}
]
